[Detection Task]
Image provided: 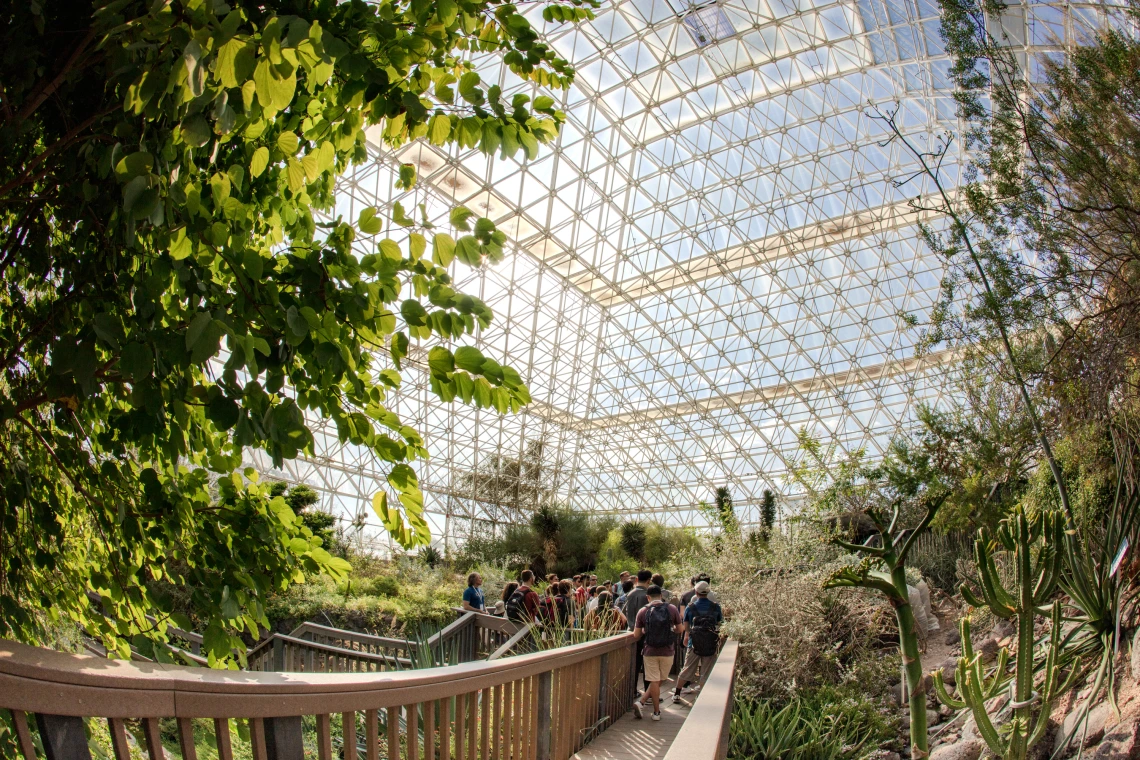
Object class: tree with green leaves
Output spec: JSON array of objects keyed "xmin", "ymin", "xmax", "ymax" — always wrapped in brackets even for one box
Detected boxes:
[{"xmin": 0, "ymin": 0, "xmax": 591, "ymax": 658}]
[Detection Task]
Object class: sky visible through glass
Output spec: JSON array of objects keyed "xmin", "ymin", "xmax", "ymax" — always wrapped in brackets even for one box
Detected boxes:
[{"xmin": 250, "ymin": 0, "xmax": 1130, "ymax": 552}]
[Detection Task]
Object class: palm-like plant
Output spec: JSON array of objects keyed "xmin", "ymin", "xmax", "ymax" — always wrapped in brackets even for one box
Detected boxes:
[
  {"xmin": 531, "ymin": 504, "xmax": 562, "ymax": 573},
  {"xmin": 619, "ymin": 521, "xmax": 647, "ymax": 565}
]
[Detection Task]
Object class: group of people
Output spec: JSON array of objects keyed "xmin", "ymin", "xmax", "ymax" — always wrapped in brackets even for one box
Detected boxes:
[{"xmin": 462, "ymin": 568, "xmax": 724, "ymax": 723}]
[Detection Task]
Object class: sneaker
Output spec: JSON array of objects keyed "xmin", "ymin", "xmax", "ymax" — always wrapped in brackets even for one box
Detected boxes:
[
  {"xmin": 632, "ymin": 702, "xmax": 643, "ymax": 719},
  {"xmin": 682, "ymin": 685, "xmax": 700, "ymax": 695},
  {"xmin": 652, "ymin": 713, "xmax": 661, "ymax": 721}
]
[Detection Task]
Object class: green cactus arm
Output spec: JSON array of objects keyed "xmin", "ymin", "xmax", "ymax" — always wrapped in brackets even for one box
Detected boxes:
[
  {"xmin": 982, "ymin": 648, "xmax": 1011, "ymax": 700},
  {"xmin": 1027, "ymin": 701, "xmax": 1053, "ymax": 749},
  {"xmin": 960, "ymin": 582, "xmax": 987, "ymax": 610},
  {"xmin": 823, "ymin": 566, "xmax": 900, "ymax": 599},
  {"xmin": 932, "ymin": 669, "xmax": 966, "ymax": 709},
  {"xmin": 1033, "ymin": 544, "xmax": 1061, "ymax": 604},
  {"xmin": 963, "ymin": 666, "xmax": 1008, "ymax": 755},
  {"xmin": 959, "ymin": 616, "xmax": 976, "ymax": 661},
  {"xmin": 831, "ymin": 537, "xmax": 886, "ymax": 557},
  {"xmin": 897, "ymin": 491, "xmax": 949, "ymax": 565},
  {"xmin": 976, "ymin": 544, "xmax": 1017, "ymax": 617}
]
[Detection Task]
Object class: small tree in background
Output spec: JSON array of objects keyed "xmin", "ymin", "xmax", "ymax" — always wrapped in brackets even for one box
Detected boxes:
[
  {"xmin": 760, "ymin": 489, "xmax": 777, "ymax": 539},
  {"xmin": 715, "ymin": 485, "xmax": 739, "ymax": 536}
]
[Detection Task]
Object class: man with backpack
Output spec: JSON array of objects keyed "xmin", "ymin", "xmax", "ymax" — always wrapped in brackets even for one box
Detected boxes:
[
  {"xmin": 672, "ymin": 580, "xmax": 723, "ymax": 704},
  {"xmin": 631, "ymin": 585, "xmax": 683, "ymax": 721},
  {"xmin": 622, "ymin": 569, "xmax": 653, "ymax": 691},
  {"xmin": 504, "ymin": 570, "xmax": 541, "ymax": 624}
]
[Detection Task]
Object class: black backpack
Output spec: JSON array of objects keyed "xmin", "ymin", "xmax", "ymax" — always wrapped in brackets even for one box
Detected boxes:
[
  {"xmin": 505, "ymin": 588, "xmax": 529, "ymax": 623},
  {"xmin": 688, "ymin": 603, "xmax": 721, "ymax": 656},
  {"xmin": 552, "ymin": 594, "xmax": 570, "ymax": 626},
  {"xmin": 643, "ymin": 603, "xmax": 674, "ymax": 648}
]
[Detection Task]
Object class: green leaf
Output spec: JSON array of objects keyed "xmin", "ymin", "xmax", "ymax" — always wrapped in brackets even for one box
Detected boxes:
[
  {"xmin": 409, "ymin": 233, "xmax": 427, "ymax": 260},
  {"xmin": 114, "ymin": 152, "xmax": 153, "ymax": 182},
  {"xmin": 428, "ymin": 113, "xmax": 451, "ymax": 145},
  {"xmin": 432, "ymin": 233, "xmax": 456, "ymax": 267},
  {"xmin": 286, "ymin": 306, "xmax": 309, "ymax": 338},
  {"xmin": 215, "ymin": 38, "xmax": 254, "ymax": 89},
  {"xmin": 401, "ymin": 300, "xmax": 428, "ymax": 327},
  {"xmin": 450, "ymin": 206, "xmax": 475, "ymax": 231},
  {"xmin": 388, "ymin": 463, "xmax": 419, "ymax": 490},
  {"xmin": 392, "ymin": 201, "xmax": 415, "ymax": 228},
  {"xmin": 534, "ymin": 95, "xmax": 556, "ymax": 111},
  {"xmin": 397, "ymin": 163, "xmax": 417, "ymax": 190},
  {"xmin": 286, "ymin": 159, "xmax": 305, "ymax": 191},
  {"xmin": 391, "ymin": 332, "xmax": 409, "ymax": 369},
  {"xmin": 250, "ymin": 146, "xmax": 270, "ymax": 178},
  {"xmin": 169, "ymin": 228, "xmax": 193, "ymax": 260},
  {"xmin": 277, "ymin": 132, "xmax": 300, "ymax": 155},
  {"xmin": 181, "ymin": 114, "xmax": 212, "ymax": 148},
  {"xmin": 359, "ymin": 207, "xmax": 382, "ymax": 235},
  {"xmin": 253, "ymin": 58, "xmax": 297, "ymax": 111},
  {"xmin": 454, "ymin": 346, "xmax": 485, "ymax": 373},
  {"xmin": 379, "ymin": 239, "xmax": 403, "ymax": 263},
  {"xmin": 427, "ymin": 346, "xmax": 454, "ymax": 376}
]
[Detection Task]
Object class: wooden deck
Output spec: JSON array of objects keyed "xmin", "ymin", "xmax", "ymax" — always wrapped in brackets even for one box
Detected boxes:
[{"xmin": 572, "ymin": 681, "xmax": 692, "ymax": 760}]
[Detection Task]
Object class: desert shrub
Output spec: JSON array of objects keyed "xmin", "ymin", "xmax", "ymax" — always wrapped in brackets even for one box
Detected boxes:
[
  {"xmin": 905, "ymin": 530, "xmax": 973, "ymax": 592},
  {"xmin": 264, "ymin": 554, "xmax": 463, "ymax": 636}
]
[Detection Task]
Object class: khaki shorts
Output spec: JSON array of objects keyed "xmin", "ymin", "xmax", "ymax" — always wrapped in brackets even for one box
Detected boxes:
[{"xmin": 643, "ymin": 655, "xmax": 673, "ymax": 683}]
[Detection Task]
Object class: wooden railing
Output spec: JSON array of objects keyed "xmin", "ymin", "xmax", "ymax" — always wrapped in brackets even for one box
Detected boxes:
[
  {"xmin": 246, "ymin": 622, "xmax": 418, "ymax": 673},
  {"xmin": 662, "ymin": 640, "xmax": 740, "ymax": 760},
  {"xmin": 243, "ymin": 612, "xmax": 527, "ymax": 673},
  {"xmin": 0, "ymin": 631, "xmax": 635, "ymax": 760}
]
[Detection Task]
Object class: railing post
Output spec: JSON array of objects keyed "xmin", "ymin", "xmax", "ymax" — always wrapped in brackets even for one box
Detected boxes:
[
  {"xmin": 537, "ymin": 670, "xmax": 553, "ymax": 760},
  {"xmin": 34, "ymin": 714, "xmax": 91, "ymax": 760},
  {"xmin": 273, "ymin": 636, "xmax": 285, "ymax": 671},
  {"xmin": 628, "ymin": 641, "xmax": 638, "ymax": 705},
  {"xmin": 597, "ymin": 653, "xmax": 609, "ymax": 719},
  {"xmin": 264, "ymin": 716, "xmax": 304, "ymax": 760}
]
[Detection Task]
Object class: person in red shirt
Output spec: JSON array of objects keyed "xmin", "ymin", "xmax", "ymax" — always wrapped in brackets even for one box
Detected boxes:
[{"xmin": 512, "ymin": 570, "xmax": 541, "ymax": 622}]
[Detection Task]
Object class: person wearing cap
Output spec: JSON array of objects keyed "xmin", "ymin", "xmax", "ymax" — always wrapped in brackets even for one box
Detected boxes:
[{"xmin": 671, "ymin": 580, "xmax": 723, "ymax": 703}]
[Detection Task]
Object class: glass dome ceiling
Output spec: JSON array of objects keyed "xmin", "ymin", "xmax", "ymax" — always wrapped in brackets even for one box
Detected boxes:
[{"xmin": 255, "ymin": 0, "xmax": 1118, "ymax": 550}]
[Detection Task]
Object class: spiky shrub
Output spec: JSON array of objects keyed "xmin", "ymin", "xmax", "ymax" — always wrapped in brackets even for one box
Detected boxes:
[
  {"xmin": 619, "ymin": 521, "xmax": 648, "ymax": 565},
  {"xmin": 932, "ymin": 509, "xmax": 1077, "ymax": 760},
  {"xmin": 823, "ymin": 491, "xmax": 948, "ymax": 760}
]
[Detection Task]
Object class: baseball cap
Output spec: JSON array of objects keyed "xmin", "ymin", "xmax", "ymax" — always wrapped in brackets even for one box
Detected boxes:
[{"xmin": 694, "ymin": 581, "xmax": 710, "ymax": 595}]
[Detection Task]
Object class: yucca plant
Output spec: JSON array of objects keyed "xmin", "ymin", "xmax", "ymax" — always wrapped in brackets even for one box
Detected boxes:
[
  {"xmin": 932, "ymin": 508, "xmax": 1079, "ymax": 760},
  {"xmin": 823, "ymin": 489, "xmax": 949, "ymax": 760}
]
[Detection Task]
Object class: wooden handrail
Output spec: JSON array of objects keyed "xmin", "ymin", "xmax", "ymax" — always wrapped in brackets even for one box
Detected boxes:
[
  {"xmin": 291, "ymin": 621, "xmax": 412, "ymax": 650},
  {"xmin": 661, "ymin": 640, "xmax": 740, "ymax": 760},
  {"xmin": 0, "ymin": 632, "xmax": 634, "ymax": 717},
  {"xmin": 487, "ymin": 625, "xmax": 534, "ymax": 661}
]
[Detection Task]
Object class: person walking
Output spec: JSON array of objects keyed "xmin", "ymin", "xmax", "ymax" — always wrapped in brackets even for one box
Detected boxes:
[
  {"xmin": 623, "ymin": 569, "xmax": 653, "ymax": 691},
  {"xmin": 462, "ymin": 573, "xmax": 485, "ymax": 612},
  {"xmin": 672, "ymin": 580, "xmax": 723, "ymax": 703},
  {"xmin": 631, "ymin": 585, "xmax": 682, "ymax": 721}
]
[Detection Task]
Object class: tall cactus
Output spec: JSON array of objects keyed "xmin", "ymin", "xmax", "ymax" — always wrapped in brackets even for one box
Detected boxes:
[
  {"xmin": 932, "ymin": 508, "xmax": 1078, "ymax": 760},
  {"xmin": 824, "ymin": 491, "xmax": 948, "ymax": 760}
]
